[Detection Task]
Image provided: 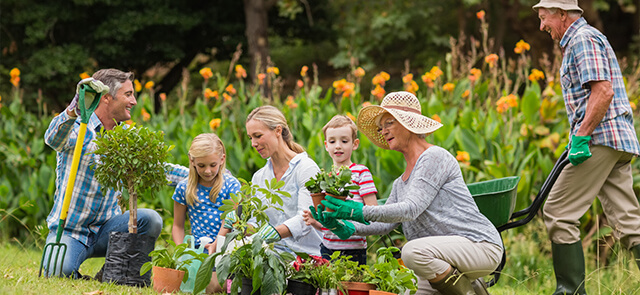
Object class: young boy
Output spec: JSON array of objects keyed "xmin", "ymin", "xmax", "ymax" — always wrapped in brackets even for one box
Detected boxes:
[{"xmin": 303, "ymin": 115, "xmax": 378, "ymax": 265}]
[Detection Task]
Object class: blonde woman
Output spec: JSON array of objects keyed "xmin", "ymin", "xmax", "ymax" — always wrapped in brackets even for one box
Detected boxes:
[
  {"xmin": 312, "ymin": 92, "xmax": 503, "ymax": 295},
  {"xmin": 217, "ymin": 106, "xmax": 323, "ymax": 256}
]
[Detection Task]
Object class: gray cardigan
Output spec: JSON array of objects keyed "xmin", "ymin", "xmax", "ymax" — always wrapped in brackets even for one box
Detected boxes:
[{"xmin": 356, "ymin": 146, "xmax": 503, "ymax": 248}]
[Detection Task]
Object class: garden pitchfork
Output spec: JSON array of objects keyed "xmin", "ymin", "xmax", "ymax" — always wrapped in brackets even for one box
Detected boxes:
[{"xmin": 39, "ymin": 84, "xmax": 104, "ymax": 277}]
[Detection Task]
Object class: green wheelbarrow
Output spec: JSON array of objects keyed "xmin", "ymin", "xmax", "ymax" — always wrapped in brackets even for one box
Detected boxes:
[{"xmin": 469, "ymin": 150, "xmax": 570, "ymax": 287}]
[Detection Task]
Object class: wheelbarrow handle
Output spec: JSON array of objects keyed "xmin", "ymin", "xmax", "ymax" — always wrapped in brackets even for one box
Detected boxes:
[{"xmin": 496, "ymin": 150, "xmax": 570, "ymax": 232}]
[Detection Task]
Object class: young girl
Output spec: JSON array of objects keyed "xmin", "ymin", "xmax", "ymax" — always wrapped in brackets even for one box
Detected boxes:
[{"xmin": 171, "ymin": 133, "xmax": 240, "ymax": 293}]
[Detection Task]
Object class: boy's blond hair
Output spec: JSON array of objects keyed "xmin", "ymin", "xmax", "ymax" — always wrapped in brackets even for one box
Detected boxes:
[{"xmin": 322, "ymin": 115, "xmax": 358, "ymax": 140}]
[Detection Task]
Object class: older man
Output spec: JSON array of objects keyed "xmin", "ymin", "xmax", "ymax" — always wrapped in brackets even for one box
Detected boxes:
[
  {"xmin": 533, "ymin": 0, "xmax": 640, "ymax": 294},
  {"xmin": 43, "ymin": 69, "xmax": 188, "ymax": 279}
]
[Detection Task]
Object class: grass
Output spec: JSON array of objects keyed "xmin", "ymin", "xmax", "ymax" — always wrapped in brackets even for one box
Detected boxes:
[{"xmin": 2, "ymin": 219, "xmax": 639, "ymax": 294}]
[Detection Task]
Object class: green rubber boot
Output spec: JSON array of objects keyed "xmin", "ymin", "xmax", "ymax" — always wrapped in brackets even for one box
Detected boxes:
[
  {"xmin": 551, "ymin": 241, "xmax": 587, "ymax": 295},
  {"xmin": 630, "ymin": 244, "xmax": 640, "ymax": 271},
  {"xmin": 430, "ymin": 268, "xmax": 476, "ymax": 295}
]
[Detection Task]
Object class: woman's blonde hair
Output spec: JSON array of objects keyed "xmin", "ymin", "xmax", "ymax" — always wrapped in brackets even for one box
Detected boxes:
[
  {"xmin": 246, "ymin": 106, "xmax": 305, "ymax": 153},
  {"xmin": 185, "ymin": 133, "xmax": 227, "ymax": 206}
]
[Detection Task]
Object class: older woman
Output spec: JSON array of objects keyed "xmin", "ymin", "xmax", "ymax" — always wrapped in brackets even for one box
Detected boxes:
[{"xmin": 312, "ymin": 92, "xmax": 503, "ymax": 295}]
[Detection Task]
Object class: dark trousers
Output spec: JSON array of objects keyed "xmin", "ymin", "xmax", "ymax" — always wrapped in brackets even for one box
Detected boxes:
[{"xmin": 320, "ymin": 243, "xmax": 367, "ymax": 265}]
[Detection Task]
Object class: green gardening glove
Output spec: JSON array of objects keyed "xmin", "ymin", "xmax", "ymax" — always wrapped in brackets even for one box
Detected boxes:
[
  {"xmin": 321, "ymin": 196, "xmax": 369, "ymax": 225},
  {"xmin": 309, "ymin": 205, "xmax": 356, "ymax": 240},
  {"xmin": 568, "ymin": 135, "xmax": 592, "ymax": 166},
  {"xmin": 255, "ymin": 223, "xmax": 281, "ymax": 243}
]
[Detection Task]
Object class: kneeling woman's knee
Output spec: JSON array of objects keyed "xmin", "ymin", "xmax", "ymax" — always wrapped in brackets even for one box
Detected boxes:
[
  {"xmin": 137, "ymin": 209, "xmax": 163, "ymax": 238},
  {"xmin": 401, "ymin": 240, "xmax": 436, "ymax": 269}
]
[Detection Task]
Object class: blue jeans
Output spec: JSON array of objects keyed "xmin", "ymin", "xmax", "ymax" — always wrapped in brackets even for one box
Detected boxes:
[{"xmin": 42, "ymin": 209, "xmax": 162, "ymax": 278}]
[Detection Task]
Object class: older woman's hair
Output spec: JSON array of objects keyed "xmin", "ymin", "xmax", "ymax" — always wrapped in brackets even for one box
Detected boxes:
[
  {"xmin": 185, "ymin": 133, "xmax": 227, "ymax": 206},
  {"xmin": 93, "ymin": 69, "xmax": 135, "ymax": 98},
  {"xmin": 246, "ymin": 106, "xmax": 305, "ymax": 153}
]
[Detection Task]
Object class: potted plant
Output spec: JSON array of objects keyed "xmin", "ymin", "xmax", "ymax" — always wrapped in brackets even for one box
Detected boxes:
[
  {"xmin": 331, "ymin": 253, "xmax": 376, "ymax": 295},
  {"xmin": 140, "ymin": 240, "xmax": 208, "ymax": 293},
  {"xmin": 193, "ymin": 179, "xmax": 294, "ymax": 295},
  {"xmin": 365, "ymin": 247, "xmax": 418, "ymax": 295},
  {"xmin": 309, "ymin": 166, "xmax": 359, "ymax": 212},
  {"xmin": 305, "ymin": 169, "xmax": 327, "ymax": 209},
  {"xmin": 312, "ymin": 252, "xmax": 344, "ymax": 295},
  {"xmin": 286, "ymin": 253, "xmax": 326, "ymax": 295},
  {"xmin": 93, "ymin": 123, "xmax": 175, "ymax": 287}
]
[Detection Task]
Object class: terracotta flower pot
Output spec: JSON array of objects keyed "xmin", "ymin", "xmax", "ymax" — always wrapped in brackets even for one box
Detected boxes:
[
  {"xmin": 339, "ymin": 281, "xmax": 376, "ymax": 295},
  {"xmin": 325, "ymin": 194, "xmax": 347, "ymax": 212},
  {"xmin": 311, "ymin": 192, "xmax": 326, "ymax": 211},
  {"xmin": 152, "ymin": 266, "xmax": 185, "ymax": 293},
  {"xmin": 369, "ymin": 290, "xmax": 397, "ymax": 295}
]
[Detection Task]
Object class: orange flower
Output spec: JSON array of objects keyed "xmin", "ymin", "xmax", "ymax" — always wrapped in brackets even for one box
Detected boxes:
[
  {"xmin": 362, "ymin": 102, "xmax": 372, "ymax": 108},
  {"xmin": 469, "ymin": 68, "xmax": 482, "ymax": 82},
  {"xmin": 300, "ymin": 65, "xmax": 309, "ymax": 77},
  {"xmin": 484, "ymin": 54, "xmax": 499, "ymax": 68},
  {"xmin": 371, "ymin": 84, "xmax": 386, "ymax": 100},
  {"xmin": 285, "ymin": 95, "xmax": 298, "ymax": 109},
  {"xmin": 223, "ymin": 93, "xmax": 232, "ymax": 101},
  {"xmin": 341, "ymin": 82, "xmax": 356, "ymax": 98},
  {"xmin": 10, "ymin": 67, "xmax": 20, "ymax": 87},
  {"xmin": 372, "ymin": 71, "xmax": 390, "ymax": 86},
  {"xmin": 209, "ymin": 118, "xmax": 221, "ymax": 130},
  {"xmin": 333, "ymin": 79, "xmax": 347, "ymax": 93},
  {"xmin": 432, "ymin": 114, "xmax": 441, "ymax": 123},
  {"xmin": 353, "ymin": 67, "xmax": 365, "ymax": 78},
  {"xmin": 225, "ymin": 84, "xmax": 236, "ymax": 95},
  {"xmin": 346, "ymin": 112, "xmax": 356, "ymax": 122},
  {"xmin": 235, "ymin": 65, "xmax": 247, "ymax": 79},
  {"xmin": 144, "ymin": 81, "xmax": 154, "ymax": 89},
  {"xmin": 402, "ymin": 73, "xmax": 414, "ymax": 84},
  {"xmin": 421, "ymin": 72, "xmax": 436, "ymax": 88},
  {"xmin": 456, "ymin": 151, "xmax": 470, "ymax": 163},
  {"xmin": 134, "ymin": 79, "xmax": 142, "ymax": 92},
  {"xmin": 630, "ymin": 101, "xmax": 637, "ymax": 110},
  {"xmin": 528, "ymin": 69, "xmax": 545, "ymax": 82},
  {"xmin": 476, "ymin": 10, "xmax": 485, "ymax": 21},
  {"xmin": 405, "ymin": 80, "xmax": 419, "ymax": 94},
  {"xmin": 200, "ymin": 67, "xmax": 213, "ymax": 80},
  {"xmin": 204, "ymin": 88, "xmax": 219, "ymax": 100},
  {"xmin": 159, "ymin": 93, "xmax": 167, "ymax": 101},
  {"xmin": 141, "ymin": 108, "xmax": 151, "ymax": 121},
  {"xmin": 297, "ymin": 79, "xmax": 304, "ymax": 88},
  {"xmin": 462, "ymin": 90, "xmax": 470, "ymax": 98},
  {"xmin": 257, "ymin": 73, "xmax": 266, "ymax": 85},
  {"xmin": 430, "ymin": 66, "xmax": 443, "ymax": 79},
  {"xmin": 79, "ymin": 72, "xmax": 91, "ymax": 79},
  {"xmin": 125, "ymin": 119, "xmax": 134, "ymax": 125},
  {"xmin": 267, "ymin": 66, "xmax": 280, "ymax": 75},
  {"xmin": 514, "ymin": 40, "xmax": 531, "ymax": 54},
  {"xmin": 10, "ymin": 68, "xmax": 20, "ymax": 78},
  {"xmin": 10, "ymin": 76, "xmax": 20, "ymax": 87},
  {"xmin": 442, "ymin": 83, "xmax": 455, "ymax": 92},
  {"xmin": 496, "ymin": 94, "xmax": 518, "ymax": 113}
]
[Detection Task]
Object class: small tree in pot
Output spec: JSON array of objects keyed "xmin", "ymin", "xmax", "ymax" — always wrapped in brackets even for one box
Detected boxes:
[{"xmin": 93, "ymin": 123, "xmax": 175, "ymax": 286}]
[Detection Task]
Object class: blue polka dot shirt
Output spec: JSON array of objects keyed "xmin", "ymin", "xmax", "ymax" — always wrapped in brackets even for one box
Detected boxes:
[{"xmin": 172, "ymin": 173, "xmax": 241, "ymax": 242}]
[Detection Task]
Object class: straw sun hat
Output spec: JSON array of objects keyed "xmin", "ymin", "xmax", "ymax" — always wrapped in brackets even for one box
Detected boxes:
[{"xmin": 357, "ymin": 91, "xmax": 443, "ymax": 149}]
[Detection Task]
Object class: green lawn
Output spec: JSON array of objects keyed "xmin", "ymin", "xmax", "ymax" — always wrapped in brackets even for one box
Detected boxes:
[{"xmin": 2, "ymin": 220, "xmax": 640, "ymax": 295}]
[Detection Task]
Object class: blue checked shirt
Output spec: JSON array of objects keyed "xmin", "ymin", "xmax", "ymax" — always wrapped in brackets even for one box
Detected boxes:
[
  {"xmin": 560, "ymin": 17, "xmax": 640, "ymax": 156},
  {"xmin": 44, "ymin": 110, "xmax": 188, "ymax": 245}
]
